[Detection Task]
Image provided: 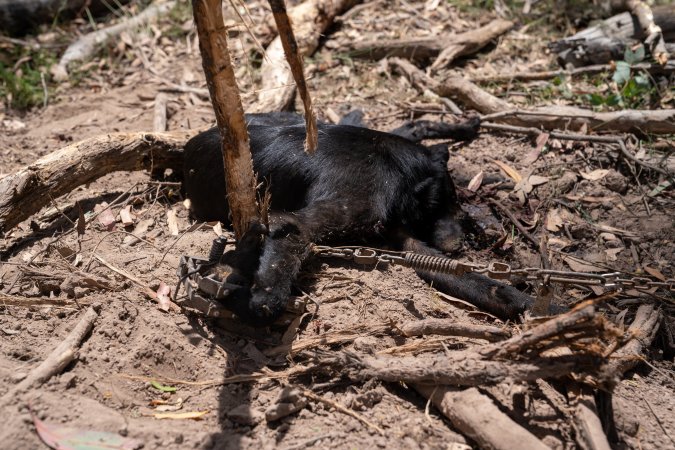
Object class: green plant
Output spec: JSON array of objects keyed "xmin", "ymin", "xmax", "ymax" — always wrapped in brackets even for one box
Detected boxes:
[
  {"xmin": 0, "ymin": 48, "xmax": 56, "ymax": 111},
  {"xmin": 585, "ymin": 45, "xmax": 654, "ymax": 109}
]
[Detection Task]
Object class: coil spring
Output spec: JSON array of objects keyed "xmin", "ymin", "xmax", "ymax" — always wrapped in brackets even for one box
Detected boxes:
[
  {"xmin": 404, "ymin": 253, "xmax": 462, "ymax": 275},
  {"xmin": 208, "ymin": 236, "xmax": 229, "ymax": 263}
]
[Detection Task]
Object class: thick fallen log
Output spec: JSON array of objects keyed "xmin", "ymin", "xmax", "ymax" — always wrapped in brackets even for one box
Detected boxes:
[
  {"xmin": 602, "ymin": 304, "xmax": 661, "ymax": 379},
  {"xmin": 550, "ymin": 5, "xmax": 675, "ymax": 67},
  {"xmin": 390, "ymin": 58, "xmax": 675, "ymax": 135},
  {"xmin": 415, "ymin": 386, "xmax": 549, "ymax": 450},
  {"xmin": 253, "ymin": 0, "xmax": 361, "ymax": 112},
  {"xmin": 345, "ymin": 19, "xmax": 513, "ymax": 70},
  {"xmin": 0, "ymin": 0, "xmax": 132, "ymax": 36},
  {"xmin": 0, "ymin": 131, "xmax": 188, "ymax": 233}
]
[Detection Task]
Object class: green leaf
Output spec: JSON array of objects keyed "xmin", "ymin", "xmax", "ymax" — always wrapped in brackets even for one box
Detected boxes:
[
  {"xmin": 151, "ymin": 380, "xmax": 177, "ymax": 392},
  {"xmin": 612, "ymin": 61, "xmax": 631, "ymax": 85},
  {"xmin": 648, "ymin": 180, "xmax": 671, "ymax": 197},
  {"xmin": 623, "ymin": 45, "xmax": 645, "ymax": 65},
  {"xmin": 605, "ymin": 93, "xmax": 623, "ymax": 107},
  {"xmin": 588, "ymin": 93, "xmax": 606, "ymax": 106}
]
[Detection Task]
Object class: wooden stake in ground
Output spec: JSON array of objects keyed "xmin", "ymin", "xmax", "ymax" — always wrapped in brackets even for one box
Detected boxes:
[
  {"xmin": 253, "ymin": 0, "xmax": 360, "ymax": 112},
  {"xmin": 192, "ymin": 0, "xmax": 262, "ymax": 239},
  {"xmin": 266, "ymin": 0, "xmax": 318, "ymax": 153}
]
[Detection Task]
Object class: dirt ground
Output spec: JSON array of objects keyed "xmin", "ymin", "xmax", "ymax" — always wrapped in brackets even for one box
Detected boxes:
[{"xmin": 1, "ymin": 1, "xmax": 674, "ymax": 449}]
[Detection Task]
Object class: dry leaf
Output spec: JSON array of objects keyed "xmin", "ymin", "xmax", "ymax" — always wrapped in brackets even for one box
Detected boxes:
[
  {"xmin": 123, "ymin": 218, "xmax": 154, "ymax": 246},
  {"xmin": 94, "ymin": 203, "xmax": 116, "ymax": 230},
  {"xmin": 167, "ymin": 209, "xmax": 179, "ymax": 235},
  {"xmin": 580, "ymin": 169, "xmax": 610, "ymax": 181},
  {"xmin": 155, "ymin": 282, "xmax": 174, "ymax": 313},
  {"xmin": 493, "ymin": 160, "xmax": 522, "ymax": 183},
  {"xmin": 522, "ymin": 132, "xmax": 549, "ymax": 166},
  {"xmin": 563, "ymin": 256, "xmax": 605, "ymax": 273},
  {"xmin": 119, "ymin": 205, "xmax": 135, "ymax": 227},
  {"xmin": 528, "ymin": 175, "xmax": 549, "ymax": 186},
  {"xmin": 213, "ymin": 222, "xmax": 223, "ymax": 236},
  {"xmin": 546, "ymin": 208, "xmax": 564, "ymax": 232},
  {"xmin": 644, "ymin": 266, "xmax": 666, "ymax": 281},
  {"xmin": 467, "ymin": 171, "xmax": 484, "ymax": 192},
  {"xmin": 605, "ymin": 248, "xmax": 623, "ymax": 262}
]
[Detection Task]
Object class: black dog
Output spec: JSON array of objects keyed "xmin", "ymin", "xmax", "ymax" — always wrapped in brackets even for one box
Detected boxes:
[{"xmin": 183, "ymin": 112, "xmax": 537, "ymax": 325}]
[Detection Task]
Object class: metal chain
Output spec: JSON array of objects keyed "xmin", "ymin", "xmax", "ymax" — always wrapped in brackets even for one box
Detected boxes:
[{"xmin": 311, "ymin": 245, "xmax": 675, "ymax": 294}]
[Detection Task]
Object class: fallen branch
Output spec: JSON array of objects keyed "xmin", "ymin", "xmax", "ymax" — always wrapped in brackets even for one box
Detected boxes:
[
  {"xmin": 471, "ymin": 61, "xmax": 675, "ymax": 84},
  {"xmin": 570, "ymin": 386, "xmax": 612, "ymax": 450},
  {"xmin": 0, "ymin": 294, "xmax": 89, "ymax": 308},
  {"xmin": 51, "ymin": 1, "xmax": 175, "ymax": 81},
  {"xmin": 399, "ymin": 318, "xmax": 511, "ymax": 341},
  {"xmin": 390, "ymin": 58, "xmax": 675, "ymax": 135},
  {"xmin": 415, "ymin": 386, "xmax": 549, "ymax": 450},
  {"xmin": 549, "ymin": 5, "xmax": 675, "ymax": 67},
  {"xmin": 253, "ymin": 0, "xmax": 361, "ymax": 112},
  {"xmin": 312, "ymin": 350, "xmax": 601, "ymax": 386},
  {"xmin": 0, "ymin": 130, "xmax": 189, "ymax": 233},
  {"xmin": 620, "ymin": 0, "xmax": 670, "ymax": 64},
  {"xmin": 481, "ymin": 122, "xmax": 673, "ymax": 177},
  {"xmin": 0, "ymin": 305, "xmax": 99, "ymax": 406},
  {"xmin": 265, "ymin": 322, "xmax": 392, "ymax": 356},
  {"xmin": 346, "ymin": 19, "xmax": 513, "ymax": 70},
  {"xmin": 602, "ymin": 304, "xmax": 661, "ymax": 378}
]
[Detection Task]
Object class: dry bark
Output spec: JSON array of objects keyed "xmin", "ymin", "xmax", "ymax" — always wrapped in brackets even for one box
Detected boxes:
[
  {"xmin": 615, "ymin": 0, "xmax": 670, "ymax": 64},
  {"xmin": 266, "ymin": 0, "xmax": 318, "ymax": 153},
  {"xmin": 550, "ymin": 5, "xmax": 675, "ymax": 67},
  {"xmin": 153, "ymin": 93, "xmax": 169, "ymax": 132},
  {"xmin": 0, "ymin": 131, "xmax": 188, "ymax": 233},
  {"xmin": 602, "ymin": 304, "xmax": 661, "ymax": 377},
  {"xmin": 0, "ymin": 305, "xmax": 99, "ymax": 407},
  {"xmin": 399, "ymin": 318, "xmax": 511, "ymax": 341},
  {"xmin": 346, "ymin": 19, "xmax": 513, "ymax": 70},
  {"xmin": 571, "ymin": 387, "xmax": 612, "ymax": 450},
  {"xmin": 314, "ymin": 350, "xmax": 601, "ymax": 386},
  {"xmin": 253, "ymin": 0, "xmax": 361, "ymax": 112},
  {"xmin": 415, "ymin": 386, "xmax": 550, "ymax": 450},
  {"xmin": 192, "ymin": 0, "xmax": 262, "ymax": 239}
]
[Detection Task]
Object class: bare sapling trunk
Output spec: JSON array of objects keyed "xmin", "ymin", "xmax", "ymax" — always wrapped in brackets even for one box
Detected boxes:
[
  {"xmin": 267, "ymin": 0, "xmax": 318, "ymax": 153},
  {"xmin": 192, "ymin": 0, "xmax": 263, "ymax": 238}
]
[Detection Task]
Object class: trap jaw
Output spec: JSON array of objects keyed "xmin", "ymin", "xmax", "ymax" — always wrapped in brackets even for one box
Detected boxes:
[{"xmin": 176, "ymin": 236, "xmax": 308, "ymax": 343}]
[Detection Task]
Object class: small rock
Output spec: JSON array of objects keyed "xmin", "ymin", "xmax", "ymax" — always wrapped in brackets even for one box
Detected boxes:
[
  {"xmin": 552, "ymin": 171, "xmax": 578, "ymax": 194},
  {"xmin": 602, "ymin": 169, "xmax": 628, "ymax": 194},
  {"xmin": 227, "ymin": 404, "xmax": 262, "ymax": 426},
  {"xmin": 265, "ymin": 387, "xmax": 308, "ymax": 422},
  {"xmin": 60, "ymin": 372, "xmax": 77, "ymax": 389},
  {"xmin": 11, "ymin": 372, "xmax": 28, "ymax": 383}
]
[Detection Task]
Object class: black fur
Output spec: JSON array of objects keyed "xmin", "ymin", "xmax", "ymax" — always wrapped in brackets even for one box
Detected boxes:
[{"xmin": 183, "ymin": 113, "xmax": 538, "ymax": 325}]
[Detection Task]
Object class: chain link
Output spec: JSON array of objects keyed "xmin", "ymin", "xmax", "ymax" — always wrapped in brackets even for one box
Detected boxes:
[{"xmin": 312, "ymin": 245, "xmax": 675, "ymax": 293}]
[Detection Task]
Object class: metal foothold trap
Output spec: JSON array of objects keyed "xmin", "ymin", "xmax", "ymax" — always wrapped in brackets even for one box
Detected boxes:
[{"xmin": 176, "ymin": 237, "xmax": 308, "ymax": 341}]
